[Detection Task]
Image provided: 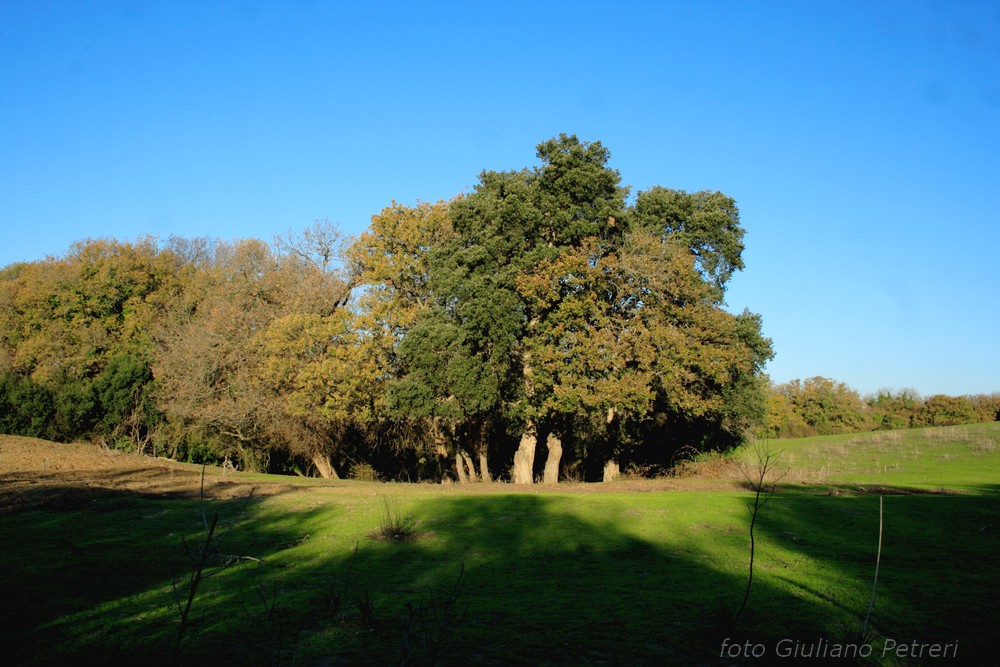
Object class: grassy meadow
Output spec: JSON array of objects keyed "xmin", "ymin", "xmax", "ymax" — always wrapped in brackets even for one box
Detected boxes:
[{"xmin": 2, "ymin": 423, "xmax": 999, "ymax": 665}]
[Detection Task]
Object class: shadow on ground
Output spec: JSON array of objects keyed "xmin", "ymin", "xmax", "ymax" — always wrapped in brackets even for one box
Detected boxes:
[{"xmin": 1, "ymin": 473, "xmax": 997, "ymax": 665}]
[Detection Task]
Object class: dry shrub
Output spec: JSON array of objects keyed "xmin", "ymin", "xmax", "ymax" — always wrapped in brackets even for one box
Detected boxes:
[
  {"xmin": 622, "ymin": 462, "xmax": 667, "ymax": 480},
  {"xmin": 372, "ymin": 498, "xmax": 417, "ymax": 543},
  {"xmin": 561, "ymin": 460, "xmax": 585, "ymax": 483},
  {"xmin": 350, "ymin": 462, "xmax": 382, "ymax": 482},
  {"xmin": 672, "ymin": 450, "xmax": 742, "ymax": 480}
]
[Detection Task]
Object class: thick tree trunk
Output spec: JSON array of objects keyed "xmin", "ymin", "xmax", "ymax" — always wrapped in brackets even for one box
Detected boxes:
[
  {"xmin": 477, "ymin": 445, "xmax": 492, "ymax": 482},
  {"xmin": 460, "ymin": 449, "xmax": 478, "ymax": 482},
  {"xmin": 312, "ymin": 452, "xmax": 340, "ymax": 480},
  {"xmin": 432, "ymin": 417, "xmax": 459, "ymax": 482},
  {"xmin": 454, "ymin": 451, "xmax": 469, "ymax": 483},
  {"xmin": 543, "ymin": 432, "xmax": 562, "ymax": 484},
  {"xmin": 512, "ymin": 421, "xmax": 537, "ymax": 484}
]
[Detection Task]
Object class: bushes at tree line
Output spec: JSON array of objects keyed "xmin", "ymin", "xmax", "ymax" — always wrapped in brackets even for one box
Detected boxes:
[{"xmin": 764, "ymin": 376, "xmax": 998, "ymax": 439}]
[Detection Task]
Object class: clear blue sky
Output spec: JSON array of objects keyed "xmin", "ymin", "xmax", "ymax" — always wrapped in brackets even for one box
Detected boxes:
[{"xmin": 2, "ymin": 1, "xmax": 997, "ymax": 397}]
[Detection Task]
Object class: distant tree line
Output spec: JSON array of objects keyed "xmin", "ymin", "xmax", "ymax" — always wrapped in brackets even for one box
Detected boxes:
[
  {"xmin": 764, "ymin": 376, "xmax": 999, "ymax": 439},
  {"xmin": 0, "ymin": 135, "xmax": 810, "ymax": 481}
]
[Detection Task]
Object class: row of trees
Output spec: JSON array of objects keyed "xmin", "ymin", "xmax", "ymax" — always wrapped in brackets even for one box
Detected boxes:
[
  {"xmin": 1, "ymin": 136, "xmax": 776, "ymax": 482},
  {"xmin": 765, "ymin": 376, "xmax": 999, "ymax": 438}
]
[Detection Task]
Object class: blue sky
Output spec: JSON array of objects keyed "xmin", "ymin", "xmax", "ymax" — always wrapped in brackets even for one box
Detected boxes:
[{"xmin": 2, "ymin": 1, "xmax": 998, "ymax": 397}]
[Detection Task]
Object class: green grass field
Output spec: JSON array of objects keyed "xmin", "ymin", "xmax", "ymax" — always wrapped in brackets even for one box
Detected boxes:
[
  {"xmin": 2, "ymin": 423, "xmax": 999, "ymax": 665},
  {"xmin": 753, "ymin": 422, "xmax": 1000, "ymax": 491}
]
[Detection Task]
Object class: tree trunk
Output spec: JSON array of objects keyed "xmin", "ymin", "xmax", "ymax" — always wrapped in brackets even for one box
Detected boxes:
[
  {"xmin": 543, "ymin": 432, "xmax": 562, "ymax": 484},
  {"xmin": 602, "ymin": 458, "xmax": 620, "ymax": 482},
  {"xmin": 312, "ymin": 452, "xmax": 340, "ymax": 480},
  {"xmin": 602, "ymin": 411, "xmax": 619, "ymax": 482},
  {"xmin": 454, "ymin": 451, "xmax": 469, "ymax": 483},
  {"xmin": 513, "ymin": 421, "xmax": 537, "ymax": 484},
  {"xmin": 432, "ymin": 417, "xmax": 456, "ymax": 482},
  {"xmin": 460, "ymin": 449, "xmax": 478, "ymax": 482},
  {"xmin": 431, "ymin": 417, "xmax": 449, "ymax": 452},
  {"xmin": 478, "ymin": 447, "xmax": 492, "ymax": 483}
]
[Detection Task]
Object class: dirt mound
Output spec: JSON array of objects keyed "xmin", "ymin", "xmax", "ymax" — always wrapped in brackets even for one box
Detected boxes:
[{"xmin": 0, "ymin": 435, "xmax": 289, "ymax": 513}]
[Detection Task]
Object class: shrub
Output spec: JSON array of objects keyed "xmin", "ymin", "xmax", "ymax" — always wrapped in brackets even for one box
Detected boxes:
[
  {"xmin": 350, "ymin": 462, "xmax": 382, "ymax": 482},
  {"xmin": 372, "ymin": 498, "xmax": 416, "ymax": 542},
  {"xmin": 0, "ymin": 372, "xmax": 55, "ymax": 438}
]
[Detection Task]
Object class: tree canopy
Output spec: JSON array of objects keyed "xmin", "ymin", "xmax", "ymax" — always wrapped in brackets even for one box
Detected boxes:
[{"xmin": 8, "ymin": 135, "xmax": 985, "ymax": 482}]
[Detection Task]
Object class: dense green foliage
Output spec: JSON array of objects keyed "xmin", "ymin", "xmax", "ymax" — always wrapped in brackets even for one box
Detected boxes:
[{"xmin": 1, "ymin": 135, "xmax": 993, "ymax": 480}]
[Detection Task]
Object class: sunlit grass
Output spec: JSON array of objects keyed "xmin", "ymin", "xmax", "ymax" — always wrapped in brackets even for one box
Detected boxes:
[
  {"xmin": 768, "ymin": 422, "xmax": 1000, "ymax": 490},
  {"xmin": 678, "ymin": 422, "xmax": 1000, "ymax": 492}
]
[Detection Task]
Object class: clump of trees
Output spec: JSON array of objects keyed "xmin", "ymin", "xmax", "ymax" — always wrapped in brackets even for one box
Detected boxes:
[
  {"xmin": 764, "ymin": 376, "xmax": 999, "ymax": 439},
  {"xmin": 3, "ymin": 135, "xmax": 777, "ymax": 481},
  {"xmin": 4, "ymin": 137, "xmax": 995, "ymax": 479}
]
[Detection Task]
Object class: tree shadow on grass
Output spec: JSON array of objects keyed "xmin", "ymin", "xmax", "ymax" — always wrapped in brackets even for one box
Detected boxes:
[
  {"xmin": 2, "ymin": 477, "xmax": 998, "ymax": 665},
  {"xmin": 0, "ymin": 472, "xmax": 306, "ymax": 667},
  {"xmin": 753, "ymin": 485, "xmax": 1000, "ymax": 664}
]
